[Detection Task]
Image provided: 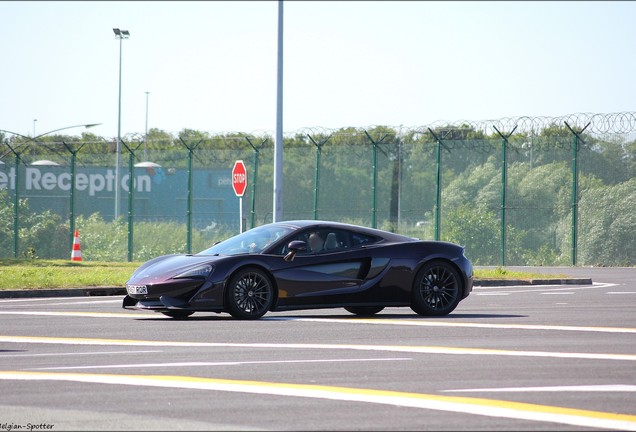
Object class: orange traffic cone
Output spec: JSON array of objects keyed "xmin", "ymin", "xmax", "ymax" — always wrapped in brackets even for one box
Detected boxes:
[{"xmin": 71, "ymin": 229, "xmax": 83, "ymax": 261}]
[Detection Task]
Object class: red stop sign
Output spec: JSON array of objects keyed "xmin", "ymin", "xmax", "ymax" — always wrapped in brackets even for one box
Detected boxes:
[{"xmin": 232, "ymin": 160, "xmax": 247, "ymax": 197}]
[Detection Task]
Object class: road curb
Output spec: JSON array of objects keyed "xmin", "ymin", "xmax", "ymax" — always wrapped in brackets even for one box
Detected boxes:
[
  {"xmin": 0, "ymin": 278, "xmax": 594, "ymax": 299},
  {"xmin": 474, "ymin": 278, "xmax": 593, "ymax": 286},
  {"xmin": 0, "ymin": 287, "xmax": 126, "ymax": 299}
]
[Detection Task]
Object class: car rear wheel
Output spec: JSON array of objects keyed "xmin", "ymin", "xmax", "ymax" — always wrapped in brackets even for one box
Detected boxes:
[
  {"xmin": 344, "ymin": 306, "xmax": 385, "ymax": 316},
  {"xmin": 411, "ymin": 260, "xmax": 462, "ymax": 316},
  {"xmin": 160, "ymin": 310, "xmax": 194, "ymax": 319},
  {"xmin": 225, "ymin": 267, "xmax": 274, "ymax": 320}
]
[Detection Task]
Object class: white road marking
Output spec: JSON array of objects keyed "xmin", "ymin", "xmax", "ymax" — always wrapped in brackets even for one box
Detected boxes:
[
  {"xmin": 30, "ymin": 357, "xmax": 412, "ymax": 371},
  {"xmin": 0, "ymin": 350, "xmax": 161, "ymax": 358},
  {"xmin": 0, "ymin": 311, "xmax": 150, "ymax": 318},
  {"xmin": 607, "ymin": 292, "xmax": 636, "ymax": 295},
  {"xmin": 33, "ymin": 299, "xmax": 123, "ymax": 306},
  {"xmin": 0, "ymin": 296, "xmax": 91, "ymax": 303},
  {"xmin": 445, "ymin": 385, "xmax": 636, "ymax": 393},
  {"xmin": 2, "ymin": 310, "xmax": 636, "ymax": 334},
  {"xmin": 475, "ymin": 292, "xmax": 510, "ymax": 296},
  {"xmin": 279, "ymin": 317, "xmax": 636, "ymax": 334},
  {"xmin": 1, "ymin": 335, "xmax": 635, "ymax": 362},
  {"xmin": 1, "ymin": 371, "xmax": 635, "ymax": 430},
  {"xmin": 541, "ymin": 292, "xmax": 574, "ymax": 295}
]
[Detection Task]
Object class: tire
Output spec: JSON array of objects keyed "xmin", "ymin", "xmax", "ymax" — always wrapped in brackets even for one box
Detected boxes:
[
  {"xmin": 225, "ymin": 267, "xmax": 274, "ymax": 320},
  {"xmin": 161, "ymin": 310, "xmax": 194, "ymax": 319},
  {"xmin": 344, "ymin": 306, "xmax": 385, "ymax": 316},
  {"xmin": 410, "ymin": 260, "xmax": 463, "ymax": 317}
]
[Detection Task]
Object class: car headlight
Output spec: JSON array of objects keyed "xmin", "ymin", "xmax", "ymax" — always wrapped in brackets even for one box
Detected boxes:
[{"xmin": 174, "ymin": 264, "xmax": 214, "ymax": 279}]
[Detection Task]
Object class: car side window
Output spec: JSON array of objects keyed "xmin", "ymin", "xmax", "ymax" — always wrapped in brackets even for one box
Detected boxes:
[
  {"xmin": 350, "ymin": 232, "xmax": 381, "ymax": 248},
  {"xmin": 301, "ymin": 230, "xmax": 333, "ymax": 255},
  {"xmin": 277, "ymin": 230, "xmax": 325, "ymax": 256},
  {"xmin": 277, "ymin": 228, "xmax": 382, "ymax": 255},
  {"xmin": 280, "ymin": 229, "xmax": 344, "ymax": 255}
]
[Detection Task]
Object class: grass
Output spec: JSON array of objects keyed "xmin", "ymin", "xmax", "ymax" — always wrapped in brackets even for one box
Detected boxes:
[
  {"xmin": 0, "ymin": 259, "xmax": 142, "ymax": 290},
  {"xmin": 0, "ymin": 259, "xmax": 569, "ymax": 291},
  {"xmin": 476, "ymin": 266, "xmax": 568, "ymax": 280}
]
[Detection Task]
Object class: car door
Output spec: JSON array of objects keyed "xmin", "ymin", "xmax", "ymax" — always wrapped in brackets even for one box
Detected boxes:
[{"xmin": 271, "ymin": 228, "xmax": 383, "ymax": 306}]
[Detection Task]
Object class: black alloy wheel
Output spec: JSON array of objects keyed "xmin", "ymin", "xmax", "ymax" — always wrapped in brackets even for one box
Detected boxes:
[
  {"xmin": 226, "ymin": 267, "xmax": 274, "ymax": 319},
  {"xmin": 411, "ymin": 260, "xmax": 462, "ymax": 316}
]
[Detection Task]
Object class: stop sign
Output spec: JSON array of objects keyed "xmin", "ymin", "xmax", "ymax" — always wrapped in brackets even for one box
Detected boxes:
[{"xmin": 231, "ymin": 160, "xmax": 247, "ymax": 197}]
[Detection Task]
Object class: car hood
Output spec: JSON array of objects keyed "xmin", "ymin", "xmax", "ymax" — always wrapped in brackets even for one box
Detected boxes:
[{"xmin": 128, "ymin": 254, "xmax": 225, "ymax": 283}]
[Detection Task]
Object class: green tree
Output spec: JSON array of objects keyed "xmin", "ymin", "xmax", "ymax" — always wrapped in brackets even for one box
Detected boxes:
[
  {"xmin": 578, "ymin": 178, "xmax": 636, "ymax": 265},
  {"xmin": 441, "ymin": 205, "xmax": 500, "ymax": 265}
]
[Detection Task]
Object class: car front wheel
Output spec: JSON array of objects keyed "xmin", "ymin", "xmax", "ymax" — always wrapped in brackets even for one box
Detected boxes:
[
  {"xmin": 225, "ymin": 267, "xmax": 274, "ymax": 319},
  {"xmin": 411, "ymin": 260, "xmax": 462, "ymax": 316}
]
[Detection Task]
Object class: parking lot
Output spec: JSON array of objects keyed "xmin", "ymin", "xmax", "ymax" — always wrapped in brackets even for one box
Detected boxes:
[{"xmin": 1, "ymin": 267, "xmax": 635, "ymax": 431}]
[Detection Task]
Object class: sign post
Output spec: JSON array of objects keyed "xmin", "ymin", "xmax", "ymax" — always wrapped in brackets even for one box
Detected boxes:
[{"xmin": 231, "ymin": 160, "xmax": 247, "ymax": 233}]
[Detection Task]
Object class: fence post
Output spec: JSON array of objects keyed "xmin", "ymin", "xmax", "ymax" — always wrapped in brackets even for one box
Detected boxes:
[
  {"xmin": 391, "ymin": 138, "xmax": 402, "ymax": 231},
  {"xmin": 120, "ymin": 139, "xmax": 142, "ymax": 262},
  {"xmin": 493, "ymin": 125, "xmax": 517, "ymax": 267},
  {"xmin": 61, "ymin": 140, "xmax": 86, "ymax": 253},
  {"xmin": 307, "ymin": 134, "xmax": 332, "ymax": 220},
  {"xmin": 564, "ymin": 121, "xmax": 590, "ymax": 266},
  {"xmin": 178, "ymin": 138, "xmax": 202, "ymax": 254},
  {"xmin": 13, "ymin": 156, "xmax": 19, "ymax": 258},
  {"xmin": 2, "ymin": 143, "xmax": 23, "ymax": 258},
  {"xmin": 363, "ymin": 131, "xmax": 388, "ymax": 228},
  {"xmin": 245, "ymin": 136, "xmax": 268, "ymax": 229},
  {"xmin": 427, "ymin": 128, "xmax": 450, "ymax": 241}
]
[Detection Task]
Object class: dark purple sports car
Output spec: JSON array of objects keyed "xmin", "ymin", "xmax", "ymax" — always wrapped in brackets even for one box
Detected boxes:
[{"xmin": 123, "ymin": 220, "xmax": 473, "ymax": 319}]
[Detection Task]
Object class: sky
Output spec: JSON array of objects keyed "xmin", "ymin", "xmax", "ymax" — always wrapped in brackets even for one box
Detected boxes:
[{"xmin": 1, "ymin": 0, "xmax": 635, "ymax": 140}]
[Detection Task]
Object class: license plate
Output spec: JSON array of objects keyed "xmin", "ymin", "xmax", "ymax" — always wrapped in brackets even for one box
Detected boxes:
[{"xmin": 126, "ymin": 284, "xmax": 148, "ymax": 295}]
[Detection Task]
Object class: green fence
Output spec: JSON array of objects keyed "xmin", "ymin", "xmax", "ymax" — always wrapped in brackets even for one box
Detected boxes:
[{"xmin": 1, "ymin": 112, "xmax": 634, "ymax": 266}]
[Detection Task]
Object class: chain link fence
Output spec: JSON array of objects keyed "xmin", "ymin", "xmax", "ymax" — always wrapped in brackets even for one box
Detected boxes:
[{"xmin": 1, "ymin": 112, "xmax": 634, "ymax": 266}]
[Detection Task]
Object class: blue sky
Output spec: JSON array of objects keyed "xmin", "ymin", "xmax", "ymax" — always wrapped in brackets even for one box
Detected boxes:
[{"xmin": 1, "ymin": 1, "xmax": 634, "ymax": 139}]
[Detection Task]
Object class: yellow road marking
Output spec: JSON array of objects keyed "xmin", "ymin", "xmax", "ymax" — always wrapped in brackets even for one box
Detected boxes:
[{"xmin": 1, "ymin": 371, "xmax": 635, "ymax": 430}]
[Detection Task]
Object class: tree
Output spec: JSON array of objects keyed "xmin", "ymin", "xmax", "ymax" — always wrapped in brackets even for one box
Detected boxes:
[
  {"xmin": 578, "ymin": 178, "xmax": 636, "ymax": 265},
  {"xmin": 441, "ymin": 205, "xmax": 500, "ymax": 265}
]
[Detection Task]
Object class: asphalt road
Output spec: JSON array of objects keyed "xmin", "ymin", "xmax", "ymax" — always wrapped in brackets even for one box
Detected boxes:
[{"xmin": 0, "ymin": 267, "xmax": 635, "ymax": 431}]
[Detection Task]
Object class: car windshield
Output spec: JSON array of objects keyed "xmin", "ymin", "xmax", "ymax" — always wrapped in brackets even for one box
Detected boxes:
[{"xmin": 197, "ymin": 225, "xmax": 295, "ymax": 256}]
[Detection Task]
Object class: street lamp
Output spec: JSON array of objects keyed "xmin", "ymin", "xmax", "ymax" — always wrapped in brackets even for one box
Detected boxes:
[
  {"xmin": 113, "ymin": 27, "xmax": 130, "ymax": 220},
  {"xmin": 33, "ymin": 119, "xmax": 37, "ymax": 137},
  {"xmin": 0, "ymin": 123, "xmax": 102, "ymax": 143}
]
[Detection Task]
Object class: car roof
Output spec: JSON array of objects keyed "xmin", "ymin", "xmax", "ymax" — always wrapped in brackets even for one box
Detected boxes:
[{"xmin": 266, "ymin": 220, "xmax": 416, "ymax": 243}]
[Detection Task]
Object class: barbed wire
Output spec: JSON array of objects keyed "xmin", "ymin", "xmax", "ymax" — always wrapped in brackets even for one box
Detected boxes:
[
  {"xmin": 216, "ymin": 112, "xmax": 635, "ymax": 139},
  {"xmin": 2, "ymin": 112, "xmax": 635, "ymax": 149},
  {"xmin": 444, "ymin": 112, "xmax": 636, "ymax": 135}
]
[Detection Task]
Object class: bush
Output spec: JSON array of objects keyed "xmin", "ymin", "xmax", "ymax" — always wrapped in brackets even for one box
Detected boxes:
[{"xmin": 0, "ymin": 192, "xmax": 68, "ymax": 259}]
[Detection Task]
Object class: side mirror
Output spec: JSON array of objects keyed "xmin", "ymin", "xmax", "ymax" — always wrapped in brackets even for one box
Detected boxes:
[{"xmin": 283, "ymin": 240, "xmax": 307, "ymax": 262}]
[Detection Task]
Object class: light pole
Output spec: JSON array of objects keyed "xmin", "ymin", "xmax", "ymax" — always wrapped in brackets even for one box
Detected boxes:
[
  {"xmin": 144, "ymin": 91, "xmax": 149, "ymax": 160},
  {"xmin": 33, "ymin": 119, "xmax": 37, "ymax": 137},
  {"xmin": 273, "ymin": 0, "xmax": 284, "ymax": 222},
  {"xmin": 113, "ymin": 28, "xmax": 130, "ymax": 220}
]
